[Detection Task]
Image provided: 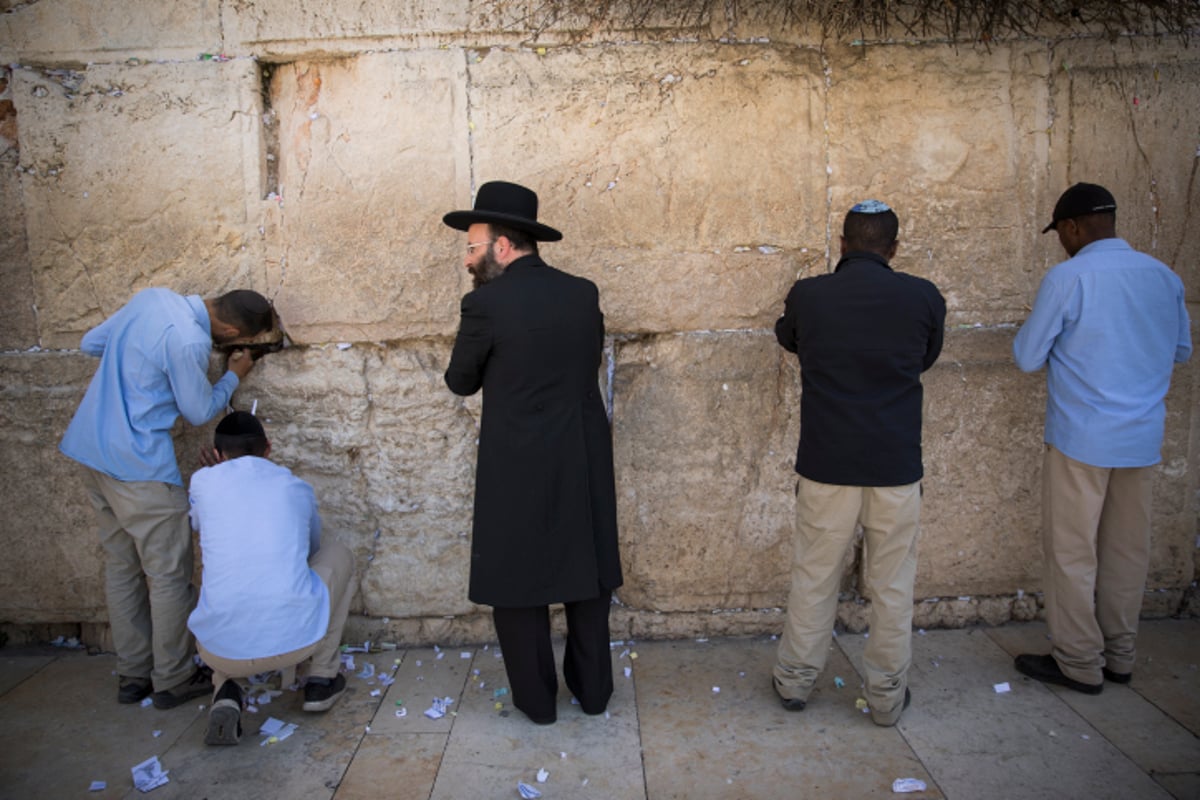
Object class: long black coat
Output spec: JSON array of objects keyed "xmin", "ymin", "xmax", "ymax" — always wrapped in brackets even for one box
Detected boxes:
[{"xmin": 445, "ymin": 254, "xmax": 623, "ymax": 607}]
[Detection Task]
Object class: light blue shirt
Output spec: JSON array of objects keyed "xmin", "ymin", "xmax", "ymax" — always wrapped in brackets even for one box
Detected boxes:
[
  {"xmin": 1013, "ymin": 238, "xmax": 1192, "ymax": 467},
  {"xmin": 187, "ymin": 456, "xmax": 329, "ymax": 660},
  {"xmin": 59, "ymin": 288, "xmax": 240, "ymax": 485}
]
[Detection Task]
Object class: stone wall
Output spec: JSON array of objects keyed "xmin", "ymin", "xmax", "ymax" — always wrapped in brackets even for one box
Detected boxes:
[{"xmin": 1, "ymin": 1, "xmax": 1197, "ymax": 645}]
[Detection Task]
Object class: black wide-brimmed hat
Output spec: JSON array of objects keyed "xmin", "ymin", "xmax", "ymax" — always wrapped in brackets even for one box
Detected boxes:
[{"xmin": 442, "ymin": 181, "xmax": 563, "ymax": 242}]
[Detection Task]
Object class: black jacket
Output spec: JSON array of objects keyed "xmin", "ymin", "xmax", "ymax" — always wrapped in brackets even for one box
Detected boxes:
[
  {"xmin": 775, "ymin": 251, "xmax": 946, "ymax": 486},
  {"xmin": 445, "ymin": 255, "xmax": 623, "ymax": 607}
]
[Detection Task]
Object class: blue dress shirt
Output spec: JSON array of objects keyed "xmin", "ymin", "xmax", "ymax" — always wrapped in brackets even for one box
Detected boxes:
[
  {"xmin": 1013, "ymin": 238, "xmax": 1192, "ymax": 467},
  {"xmin": 60, "ymin": 288, "xmax": 240, "ymax": 485}
]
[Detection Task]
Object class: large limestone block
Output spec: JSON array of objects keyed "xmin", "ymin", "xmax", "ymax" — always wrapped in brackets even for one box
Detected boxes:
[
  {"xmin": 14, "ymin": 60, "xmax": 270, "ymax": 348},
  {"xmin": 233, "ymin": 343, "xmax": 478, "ymax": 619},
  {"xmin": 467, "ymin": 43, "xmax": 828, "ymax": 334},
  {"xmin": 612, "ymin": 331, "xmax": 800, "ymax": 612},
  {"xmin": 0, "ymin": 1, "xmax": 221, "ymax": 64},
  {"xmin": 1049, "ymin": 38, "xmax": 1200, "ymax": 295},
  {"xmin": 920, "ymin": 328, "xmax": 1045, "ymax": 598},
  {"xmin": 0, "ymin": 353, "xmax": 104, "ymax": 622},
  {"xmin": 825, "ymin": 42, "xmax": 1053, "ymax": 326},
  {"xmin": 0, "ymin": 70, "xmax": 37, "ymax": 350},
  {"xmin": 222, "ymin": 0, "xmax": 469, "ymax": 57},
  {"xmin": 266, "ymin": 51, "xmax": 469, "ymax": 343}
]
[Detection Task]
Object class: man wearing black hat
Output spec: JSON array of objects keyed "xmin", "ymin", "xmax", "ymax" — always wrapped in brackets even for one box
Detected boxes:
[
  {"xmin": 188, "ymin": 411, "xmax": 355, "ymax": 745},
  {"xmin": 1013, "ymin": 182, "xmax": 1192, "ymax": 694},
  {"xmin": 442, "ymin": 180, "xmax": 623, "ymax": 725}
]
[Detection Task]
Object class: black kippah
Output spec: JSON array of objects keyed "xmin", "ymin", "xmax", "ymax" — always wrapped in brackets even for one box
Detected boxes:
[{"xmin": 215, "ymin": 410, "xmax": 265, "ymax": 439}]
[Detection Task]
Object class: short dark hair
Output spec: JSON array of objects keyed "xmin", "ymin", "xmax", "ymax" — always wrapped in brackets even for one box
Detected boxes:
[
  {"xmin": 843, "ymin": 209, "xmax": 899, "ymax": 254},
  {"xmin": 212, "ymin": 290, "xmax": 274, "ymax": 338},
  {"xmin": 489, "ymin": 223, "xmax": 538, "ymax": 255},
  {"xmin": 213, "ymin": 411, "xmax": 269, "ymax": 459}
]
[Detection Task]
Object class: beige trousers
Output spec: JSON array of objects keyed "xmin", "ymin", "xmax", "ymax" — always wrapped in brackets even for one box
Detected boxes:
[
  {"xmin": 196, "ymin": 539, "xmax": 355, "ymax": 696},
  {"xmin": 80, "ymin": 467, "xmax": 197, "ymax": 691},
  {"xmin": 1042, "ymin": 446, "xmax": 1153, "ymax": 683},
  {"xmin": 774, "ymin": 477, "xmax": 921, "ymax": 723}
]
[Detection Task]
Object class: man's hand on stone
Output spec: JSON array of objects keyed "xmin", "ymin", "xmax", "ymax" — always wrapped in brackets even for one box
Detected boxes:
[
  {"xmin": 227, "ymin": 348, "xmax": 255, "ymax": 380},
  {"xmin": 197, "ymin": 447, "xmax": 225, "ymax": 469}
]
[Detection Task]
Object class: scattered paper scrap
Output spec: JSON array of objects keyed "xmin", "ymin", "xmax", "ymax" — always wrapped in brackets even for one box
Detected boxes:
[
  {"xmin": 131, "ymin": 756, "xmax": 169, "ymax": 793},
  {"xmin": 152, "ymin": 730, "xmax": 162, "ymax": 737},
  {"xmin": 461, "ymin": 652, "xmax": 472, "ymax": 659},
  {"xmin": 624, "ymin": 666, "xmax": 632, "ymax": 678},
  {"xmin": 712, "ymin": 686, "xmax": 720, "ymax": 693},
  {"xmin": 537, "ymin": 768, "xmax": 549, "ymax": 783},
  {"xmin": 395, "ymin": 707, "xmax": 408, "ymax": 718},
  {"xmin": 994, "ymin": 682, "xmax": 1011, "ymax": 694},
  {"xmin": 357, "ymin": 663, "xmax": 375, "ymax": 680},
  {"xmin": 494, "ymin": 687, "xmax": 509, "ymax": 698},
  {"xmin": 424, "ymin": 697, "xmax": 454, "ymax": 720},
  {"xmin": 258, "ymin": 716, "xmax": 298, "ymax": 745},
  {"xmin": 518, "ymin": 782, "xmax": 542, "ymax": 798},
  {"xmin": 88, "ymin": 780, "xmax": 106, "ymax": 792},
  {"xmin": 834, "ymin": 676, "xmax": 845, "ymax": 688},
  {"xmin": 893, "ymin": 778, "xmax": 927, "ymax": 793},
  {"xmin": 140, "ymin": 696, "xmax": 153, "ymax": 708},
  {"xmin": 370, "ymin": 689, "xmax": 381, "ymax": 697}
]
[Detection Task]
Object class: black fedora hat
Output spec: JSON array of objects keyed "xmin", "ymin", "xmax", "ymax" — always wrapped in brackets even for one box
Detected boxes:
[{"xmin": 443, "ymin": 181, "xmax": 563, "ymax": 242}]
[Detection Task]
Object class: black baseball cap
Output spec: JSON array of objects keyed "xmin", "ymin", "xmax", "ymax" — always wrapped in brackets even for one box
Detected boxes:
[{"xmin": 1043, "ymin": 183, "xmax": 1117, "ymax": 233}]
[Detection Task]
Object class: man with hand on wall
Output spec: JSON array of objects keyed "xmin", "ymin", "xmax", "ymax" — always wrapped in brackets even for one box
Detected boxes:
[
  {"xmin": 188, "ymin": 411, "xmax": 355, "ymax": 745},
  {"xmin": 1013, "ymin": 182, "xmax": 1192, "ymax": 694},
  {"xmin": 772, "ymin": 200, "xmax": 945, "ymax": 726},
  {"xmin": 60, "ymin": 288, "xmax": 274, "ymax": 709},
  {"xmin": 442, "ymin": 180, "xmax": 623, "ymax": 725}
]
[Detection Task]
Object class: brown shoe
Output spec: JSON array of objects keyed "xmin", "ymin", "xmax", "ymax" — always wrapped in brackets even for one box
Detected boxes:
[{"xmin": 153, "ymin": 667, "xmax": 214, "ymax": 709}]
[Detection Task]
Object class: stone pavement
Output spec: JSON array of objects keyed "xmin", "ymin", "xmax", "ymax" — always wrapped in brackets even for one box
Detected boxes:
[{"xmin": 1, "ymin": 619, "xmax": 1197, "ymax": 800}]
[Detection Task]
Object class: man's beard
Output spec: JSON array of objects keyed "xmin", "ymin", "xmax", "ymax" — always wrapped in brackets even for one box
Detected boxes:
[{"xmin": 469, "ymin": 247, "xmax": 505, "ymax": 289}]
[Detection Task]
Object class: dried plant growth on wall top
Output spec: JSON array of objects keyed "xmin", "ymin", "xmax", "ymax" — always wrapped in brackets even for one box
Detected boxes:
[{"xmin": 494, "ymin": 0, "xmax": 1200, "ymax": 42}]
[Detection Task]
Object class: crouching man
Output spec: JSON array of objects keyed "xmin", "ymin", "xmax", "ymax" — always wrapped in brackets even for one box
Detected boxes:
[{"xmin": 187, "ymin": 411, "xmax": 355, "ymax": 745}]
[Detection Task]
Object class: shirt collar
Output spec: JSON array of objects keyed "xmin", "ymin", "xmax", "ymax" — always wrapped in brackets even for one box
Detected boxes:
[{"xmin": 185, "ymin": 295, "xmax": 211, "ymax": 336}]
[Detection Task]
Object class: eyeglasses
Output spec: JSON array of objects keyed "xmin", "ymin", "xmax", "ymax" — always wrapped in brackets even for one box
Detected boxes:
[{"xmin": 466, "ymin": 240, "xmax": 494, "ymax": 254}]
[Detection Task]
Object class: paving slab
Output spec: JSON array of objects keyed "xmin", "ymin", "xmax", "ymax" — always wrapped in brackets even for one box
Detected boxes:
[
  {"xmin": 333, "ymin": 731, "xmax": 447, "ymax": 800},
  {"xmin": 430, "ymin": 642, "xmax": 644, "ymax": 800},
  {"xmin": 634, "ymin": 637, "xmax": 938, "ymax": 800},
  {"xmin": 0, "ymin": 651, "xmax": 202, "ymax": 800},
  {"xmin": 986, "ymin": 621, "xmax": 1200, "ymax": 800},
  {"xmin": 837, "ymin": 627, "xmax": 1171, "ymax": 800},
  {"xmin": 141, "ymin": 649, "xmax": 397, "ymax": 800},
  {"xmin": 0, "ymin": 648, "xmax": 54, "ymax": 696},
  {"xmin": 1129, "ymin": 619, "xmax": 1200, "ymax": 736},
  {"xmin": 369, "ymin": 646, "xmax": 474, "ymax": 735}
]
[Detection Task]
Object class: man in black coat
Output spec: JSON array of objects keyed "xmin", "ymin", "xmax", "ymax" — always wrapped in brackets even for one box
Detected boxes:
[
  {"xmin": 771, "ymin": 200, "xmax": 945, "ymax": 726},
  {"xmin": 443, "ymin": 181, "xmax": 623, "ymax": 725}
]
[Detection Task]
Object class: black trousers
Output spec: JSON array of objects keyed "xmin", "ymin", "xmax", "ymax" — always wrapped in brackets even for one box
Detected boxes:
[{"xmin": 491, "ymin": 592, "xmax": 614, "ymax": 724}]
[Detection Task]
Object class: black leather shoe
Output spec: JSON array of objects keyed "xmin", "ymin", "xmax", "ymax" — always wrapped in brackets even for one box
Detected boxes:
[
  {"xmin": 1015, "ymin": 654, "xmax": 1102, "ymax": 695},
  {"xmin": 152, "ymin": 667, "xmax": 214, "ymax": 709},
  {"xmin": 118, "ymin": 675, "xmax": 152, "ymax": 704},
  {"xmin": 1102, "ymin": 667, "xmax": 1132, "ymax": 684},
  {"xmin": 779, "ymin": 696, "xmax": 807, "ymax": 711}
]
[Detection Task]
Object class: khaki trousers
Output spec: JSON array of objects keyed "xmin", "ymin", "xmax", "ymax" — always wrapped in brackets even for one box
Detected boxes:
[
  {"xmin": 774, "ymin": 477, "xmax": 921, "ymax": 724},
  {"xmin": 196, "ymin": 539, "xmax": 355, "ymax": 696},
  {"xmin": 1042, "ymin": 446, "xmax": 1153, "ymax": 683},
  {"xmin": 80, "ymin": 467, "xmax": 197, "ymax": 691}
]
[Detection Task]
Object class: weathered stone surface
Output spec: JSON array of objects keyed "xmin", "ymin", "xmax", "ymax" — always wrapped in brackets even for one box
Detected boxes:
[
  {"xmin": 468, "ymin": 43, "xmax": 828, "ymax": 334},
  {"xmin": 612, "ymin": 331, "xmax": 800, "ymax": 612},
  {"xmin": 266, "ymin": 51, "xmax": 469, "ymax": 343},
  {"xmin": 1050, "ymin": 38, "xmax": 1200, "ymax": 295},
  {"xmin": 0, "ymin": 0, "xmax": 221, "ymax": 64},
  {"xmin": 826, "ymin": 42, "xmax": 1053, "ymax": 327},
  {"xmin": 222, "ymin": 0, "xmax": 469, "ymax": 56},
  {"xmin": 0, "ymin": 69, "xmax": 36, "ymax": 350},
  {"xmin": 0, "ymin": 353, "xmax": 106, "ymax": 622},
  {"xmin": 920, "ymin": 327, "xmax": 1046, "ymax": 598},
  {"xmin": 14, "ymin": 61, "xmax": 270, "ymax": 349}
]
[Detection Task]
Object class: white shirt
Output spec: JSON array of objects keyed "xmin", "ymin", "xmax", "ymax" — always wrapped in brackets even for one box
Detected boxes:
[{"xmin": 187, "ymin": 456, "xmax": 330, "ymax": 660}]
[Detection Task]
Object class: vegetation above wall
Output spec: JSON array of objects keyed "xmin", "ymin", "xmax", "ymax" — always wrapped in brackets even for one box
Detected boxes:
[{"xmin": 497, "ymin": 0, "xmax": 1200, "ymax": 43}]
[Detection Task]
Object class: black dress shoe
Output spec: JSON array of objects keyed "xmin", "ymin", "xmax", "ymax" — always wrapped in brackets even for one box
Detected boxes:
[
  {"xmin": 1102, "ymin": 667, "xmax": 1132, "ymax": 684},
  {"xmin": 118, "ymin": 675, "xmax": 152, "ymax": 704},
  {"xmin": 1014, "ymin": 654, "xmax": 1103, "ymax": 695}
]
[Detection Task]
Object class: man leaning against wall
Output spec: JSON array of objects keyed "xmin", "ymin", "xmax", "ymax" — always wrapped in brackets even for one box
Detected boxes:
[
  {"xmin": 772, "ymin": 200, "xmax": 946, "ymax": 726},
  {"xmin": 59, "ymin": 288, "xmax": 274, "ymax": 708},
  {"xmin": 1012, "ymin": 182, "xmax": 1192, "ymax": 694}
]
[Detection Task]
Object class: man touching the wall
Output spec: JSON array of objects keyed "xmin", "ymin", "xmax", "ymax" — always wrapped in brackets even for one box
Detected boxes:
[
  {"xmin": 1013, "ymin": 182, "xmax": 1192, "ymax": 693},
  {"xmin": 442, "ymin": 181, "xmax": 623, "ymax": 725},
  {"xmin": 772, "ymin": 200, "xmax": 945, "ymax": 726}
]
